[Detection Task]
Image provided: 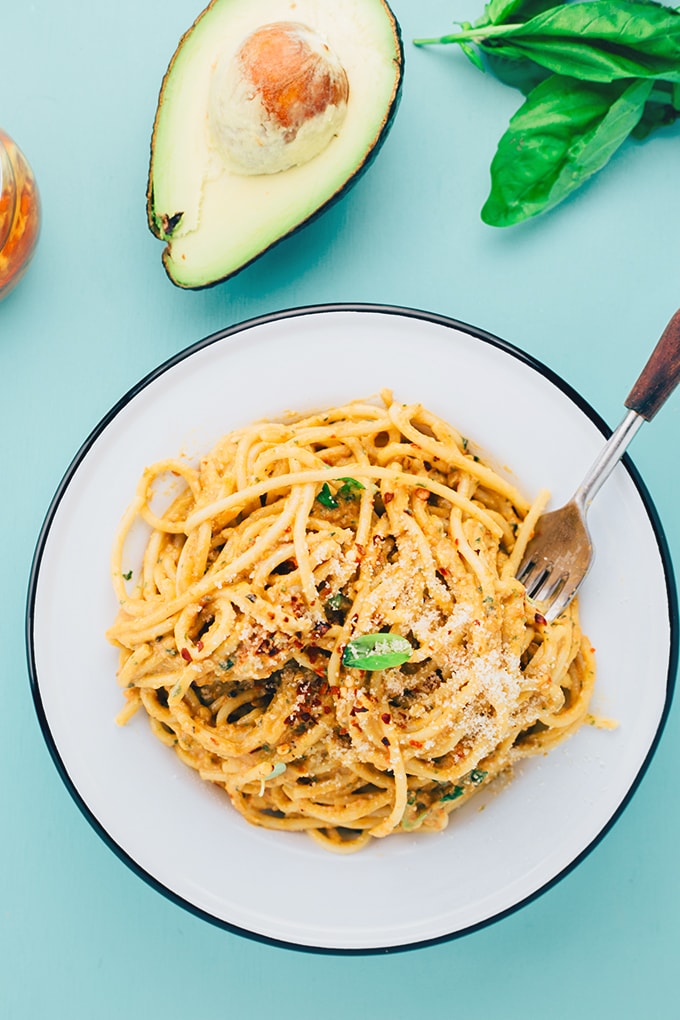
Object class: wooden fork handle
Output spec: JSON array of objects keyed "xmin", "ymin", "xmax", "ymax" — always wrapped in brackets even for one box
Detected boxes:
[{"xmin": 625, "ymin": 308, "xmax": 680, "ymax": 421}]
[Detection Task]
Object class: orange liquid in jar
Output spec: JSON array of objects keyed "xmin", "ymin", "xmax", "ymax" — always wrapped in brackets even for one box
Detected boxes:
[{"xmin": 0, "ymin": 129, "xmax": 40, "ymax": 299}]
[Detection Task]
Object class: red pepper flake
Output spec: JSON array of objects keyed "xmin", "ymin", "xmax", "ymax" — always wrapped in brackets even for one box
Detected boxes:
[
  {"xmin": 534, "ymin": 612, "xmax": 547, "ymax": 626},
  {"xmin": 257, "ymin": 637, "xmax": 279, "ymax": 656},
  {"xmin": 381, "ymin": 736, "xmax": 390, "ymax": 747},
  {"xmin": 381, "ymin": 713, "xmax": 391, "ymax": 724},
  {"xmin": 329, "ymin": 686, "xmax": 340, "ymax": 698},
  {"xmin": 439, "ymin": 567, "xmax": 448, "ymax": 576},
  {"xmin": 414, "ymin": 488, "xmax": 430, "ymax": 501},
  {"xmin": 384, "ymin": 492, "xmax": 394, "ymax": 504},
  {"xmin": 323, "ymin": 706, "xmax": 332, "ymax": 714},
  {"xmin": 409, "ymin": 739, "xmax": 423, "ymax": 749},
  {"xmin": 180, "ymin": 647, "xmax": 192, "ymax": 662},
  {"xmin": 196, "ymin": 640, "xmax": 204, "ymax": 651}
]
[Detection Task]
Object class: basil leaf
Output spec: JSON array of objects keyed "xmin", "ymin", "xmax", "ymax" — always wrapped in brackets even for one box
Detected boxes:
[
  {"xmin": 486, "ymin": 0, "xmax": 559, "ymax": 26},
  {"xmin": 342, "ymin": 633, "xmax": 413, "ymax": 670},
  {"xmin": 486, "ymin": 0, "xmax": 526, "ymax": 23},
  {"xmin": 631, "ymin": 98, "xmax": 679, "ymax": 139},
  {"xmin": 317, "ymin": 478, "xmax": 364, "ymax": 508},
  {"xmin": 483, "ymin": 50, "xmax": 550, "ymax": 94},
  {"xmin": 336, "ymin": 477, "xmax": 365, "ymax": 500},
  {"xmin": 631, "ymin": 83, "xmax": 680, "ymax": 139},
  {"xmin": 482, "ymin": 75, "xmax": 653, "ymax": 226},
  {"xmin": 462, "ymin": 42, "xmax": 487, "ymax": 70},
  {"xmin": 317, "ymin": 482, "xmax": 339, "ymax": 509},
  {"xmin": 326, "ymin": 592, "xmax": 352, "ymax": 612}
]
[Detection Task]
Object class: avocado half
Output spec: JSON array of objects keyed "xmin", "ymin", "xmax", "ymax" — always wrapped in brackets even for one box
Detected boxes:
[{"xmin": 147, "ymin": 0, "xmax": 404, "ymax": 289}]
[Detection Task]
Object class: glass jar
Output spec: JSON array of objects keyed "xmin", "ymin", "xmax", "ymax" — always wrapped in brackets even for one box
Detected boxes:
[{"xmin": 0, "ymin": 129, "xmax": 40, "ymax": 299}]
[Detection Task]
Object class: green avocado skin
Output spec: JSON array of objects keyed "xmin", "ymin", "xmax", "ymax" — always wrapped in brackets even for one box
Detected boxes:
[{"xmin": 147, "ymin": 0, "xmax": 404, "ymax": 290}]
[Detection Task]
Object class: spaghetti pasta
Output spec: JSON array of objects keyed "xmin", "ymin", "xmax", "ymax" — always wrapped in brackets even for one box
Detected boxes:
[{"xmin": 107, "ymin": 392, "xmax": 595, "ymax": 853}]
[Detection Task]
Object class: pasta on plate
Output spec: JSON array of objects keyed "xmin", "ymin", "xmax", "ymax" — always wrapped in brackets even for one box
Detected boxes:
[{"xmin": 107, "ymin": 392, "xmax": 595, "ymax": 853}]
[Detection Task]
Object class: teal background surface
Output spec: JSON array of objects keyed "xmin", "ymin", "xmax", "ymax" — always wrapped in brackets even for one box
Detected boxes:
[{"xmin": 3, "ymin": 0, "xmax": 679, "ymax": 1015}]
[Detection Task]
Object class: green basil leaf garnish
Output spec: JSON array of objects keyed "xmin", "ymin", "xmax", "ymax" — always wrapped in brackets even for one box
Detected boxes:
[
  {"xmin": 326, "ymin": 592, "xmax": 352, "ymax": 612},
  {"xmin": 336, "ymin": 477, "xmax": 365, "ymax": 500},
  {"xmin": 441, "ymin": 786, "xmax": 465, "ymax": 802},
  {"xmin": 342, "ymin": 633, "xmax": 413, "ymax": 670},
  {"xmin": 486, "ymin": 0, "xmax": 559, "ymax": 26},
  {"xmin": 317, "ymin": 482, "xmax": 339, "ymax": 509},
  {"xmin": 317, "ymin": 478, "xmax": 364, "ymax": 508}
]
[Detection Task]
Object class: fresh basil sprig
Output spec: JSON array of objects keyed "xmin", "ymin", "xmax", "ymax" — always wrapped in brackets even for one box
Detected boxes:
[
  {"xmin": 414, "ymin": 0, "xmax": 680, "ymax": 224},
  {"xmin": 342, "ymin": 633, "xmax": 413, "ymax": 670}
]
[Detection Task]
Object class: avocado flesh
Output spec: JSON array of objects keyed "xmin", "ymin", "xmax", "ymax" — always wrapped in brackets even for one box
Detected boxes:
[{"xmin": 148, "ymin": 0, "xmax": 403, "ymax": 289}]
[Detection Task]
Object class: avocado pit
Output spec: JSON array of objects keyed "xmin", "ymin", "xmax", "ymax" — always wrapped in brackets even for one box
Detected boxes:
[{"xmin": 209, "ymin": 21, "xmax": 350, "ymax": 175}]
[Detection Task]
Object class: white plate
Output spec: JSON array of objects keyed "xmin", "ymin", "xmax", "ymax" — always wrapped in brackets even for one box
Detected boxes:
[{"xmin": 27, "ymin": 305, "xmax": 677, "ymax": 952}]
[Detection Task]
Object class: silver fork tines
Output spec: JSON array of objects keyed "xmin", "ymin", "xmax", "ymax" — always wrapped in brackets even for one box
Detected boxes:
[
  {"xmin": 517, "ymin": 554, "xmax": 575, "ymax": 621},
  {"xmin": 516, "ymin": 501, "xmax": 594, "ymax": 622}
]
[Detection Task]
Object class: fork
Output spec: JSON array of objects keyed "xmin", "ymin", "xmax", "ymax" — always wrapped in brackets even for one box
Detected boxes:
[{"xmin": 516, "ymin": 309, "xmax": 680, "ymax": 621}]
